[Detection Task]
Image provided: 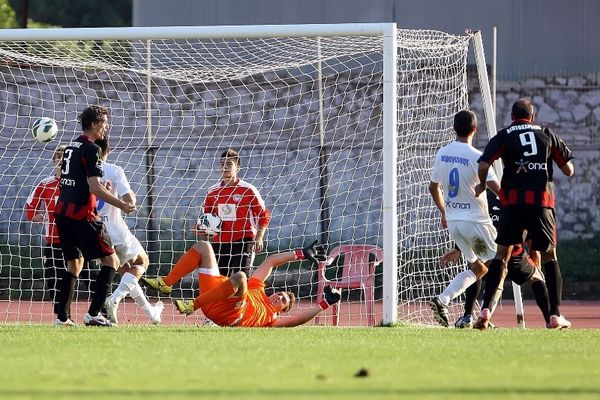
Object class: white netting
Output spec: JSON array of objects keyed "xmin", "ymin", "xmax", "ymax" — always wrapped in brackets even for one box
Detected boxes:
[{"xmin": 0, "ymin": 27, "xmax": 470, "ymax": 326}]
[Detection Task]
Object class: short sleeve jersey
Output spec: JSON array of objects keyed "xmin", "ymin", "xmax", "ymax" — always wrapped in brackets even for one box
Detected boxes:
[
  {"xmin": 97, "ymin": 162, "xmax": 132, "ymax": 246},
  {"xmin": 55, "ymin": 135, "xmax": 104, "ymax": 221},
  {"xmin": 478, "ymin": 121, "xmax": 574, "ymax": 208},
  {"xmin": 203, "ymin": 179, "xmax": 271, "ymax": 242},
  {"xmin": 25, "ymin": 176, "xmax": 61, "ymax": 245},
  {"xmin": 431, "ymin": 141, "xmax": 497, "ymax": 223}
]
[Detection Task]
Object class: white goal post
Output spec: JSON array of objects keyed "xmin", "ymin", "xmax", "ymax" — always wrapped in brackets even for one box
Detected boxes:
[{"xmin": 0, "ymin": 23, "xmax": 482, "ymax": 326}]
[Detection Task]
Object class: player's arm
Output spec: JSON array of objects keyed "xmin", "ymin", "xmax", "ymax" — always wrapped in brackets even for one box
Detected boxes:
[
  {"xmin": 272, "ymin": 286, "xmax": 341, "ymax": 327},
  {"xmin": 475, "ymin": 161, "xmax": 491, "ymax": 197},
  {"xmin": 549, "ymin": 129, "xmax": 575, "ymax": 177},
  {"xmin": 89, "ymin": 176, "xmax": 136, "ymax": 214},
  {"xmin": 252, "ymin": 240, "xmax": 326, "ymax": 282},
  {"xmin": 428, "ymin": 181, "xmax": 447, "ymax": 229},
  {"xmin": 440, "ymin": 246, "xmax": 461, "ymax": 267},
  {"xmin": 251, "ymin": 191, "xmax": 271, "ymax": 252},
  {"xmin": 25, "ymin": 184, "xmax": 45, "ymax": 222}
]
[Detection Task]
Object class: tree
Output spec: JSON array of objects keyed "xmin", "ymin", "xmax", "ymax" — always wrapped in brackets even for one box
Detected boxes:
[
  {"xmin": 9, "ymin": 0, "xmax": 132, "ymax": 28},
  {"xmin": 0, "ymin": 0, "xmax": 18, "ymax": 28}
]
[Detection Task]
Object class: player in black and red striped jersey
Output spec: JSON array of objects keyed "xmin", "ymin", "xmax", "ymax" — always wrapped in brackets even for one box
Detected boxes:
[
  {"xmin": 53, "ymin": 105, "xmax": 136, "ymax": 327},
  {"xmin": 474, "ymin": 99, "xmax": 574, "ymax": 329},
  {"xmin": 25, "ymin": 145, "xmax": 99, "ymax": 303}
]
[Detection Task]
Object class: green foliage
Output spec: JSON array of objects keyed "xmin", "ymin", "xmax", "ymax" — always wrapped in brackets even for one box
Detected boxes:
[
  {"xmin": 0, "ymin": 0, "xmax": 17, "ymax": 28},
  {"xmin": 558, "ymin": 237, "xmax": 600, "ymax": 281},
  {"xmin": 1, "ymin": 326, "xmax": 599, "ymax": 399},
  {"xmin": 10, "ymin": 0, "xmax": 132, "ymax": 28}
]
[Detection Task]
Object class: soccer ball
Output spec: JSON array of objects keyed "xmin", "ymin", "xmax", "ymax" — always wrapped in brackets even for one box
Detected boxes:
[
  {"xmin": 197, "ymin": 213, "xmax": 222, "ymax": 235},
  {"xmin": 32, "ymin": 117, "xmax": 58, "ymax": 143}
]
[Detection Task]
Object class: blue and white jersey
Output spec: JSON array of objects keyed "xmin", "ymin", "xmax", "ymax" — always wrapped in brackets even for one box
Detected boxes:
[
  {"xmin": 430, "ymin": 141, "xmax": 497, "ymax": 223},
  {"xmin": 97, "ymin": 162, "xmax": 132, "ymax": 246}
]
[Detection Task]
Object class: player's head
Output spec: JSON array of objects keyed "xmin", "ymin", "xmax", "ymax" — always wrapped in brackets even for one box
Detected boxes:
[
  {"xmin": 453, "ymin": 110, "xmax": 477, "ymax": 137},
  {"xmin": 80, "ymin": 105, "xmax": 109, "ymax": 138},
  {"xmin": 511, "ymin": 99, "xmax": 535, "ymax": 122},
  {"xmin": 220, "ymin": 148, "xmax": 240, "ymax": 180},
  {"xmin": 51, "ymin": 144, "xmax": 67, "ymax": 167},
  {"xmin": 268, "ymin": 291, "xmax": 296, "ymax": 313},
  {"xmin": 94, "ymin": 138, "xmax": 110, "ymax": 160}
]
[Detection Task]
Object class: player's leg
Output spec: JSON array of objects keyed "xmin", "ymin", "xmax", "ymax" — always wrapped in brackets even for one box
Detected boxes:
[
  {"xmin": 431, "ymin": 221, "xmax": 493, "ymax": 327},
  {"xmin": 43, "ymin": 245, "xmax": 61, "ymax": 302},
  {"xmin": 226, "ymin": 240, "xmax": 255, "ymax": 276},
  {"xmin": 176, "ymin": 246, "xmax": 241, "ymax": 314},
  {"xmin": 527, "ymin": 269, "xmax": 551, "ymax": 326},
  {"xmin": 455, "ymin": 279, "xmax": 481, "ymax": 328},
  {"xmin": 142, "ymin": 240, "xmax": 213, "ymax": 294},
  {"xmin": 53, "ymin": 216, "xmax": 84, "ymax": 325},
  {"xmin": 107, "ymin": 240, "xmax": 164, "ymax": 324},
  {"xmin": 78, "ymin": 220, "xmax": 116, "ymax": 326},
  {"xmin": 529, "ymin": 208, "xmax": 570, "ymax": 329}
]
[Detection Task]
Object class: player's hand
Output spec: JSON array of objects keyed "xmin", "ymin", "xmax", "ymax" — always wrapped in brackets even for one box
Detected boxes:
[
  {"xmin": 193, "ymin": 225, "xmax": 216, "ymax": 239},
  {"xmin": 440, "ymin": 214, "xmax": 448, "ymax": 229},
  {"xmin": 440, "ymin": 248, "xmax": 461, "ymax": 267},
  {"xmin": 474, "ymin": 182, "xmax": 486, "ymax": 197},
  {"xmin": 32, "ymin": 213, "xmax": 45, "ymax": 223},
  {"xmin": 302, "ymin": 240, "xmax": 327, "ymax": 264},
  {"xmin": 323, "ymin": 286, "xmax": 341, "ymax": 306},
  {"xmin": 121, "ymin": 201, "xmax": 136, "ymax": 214}
]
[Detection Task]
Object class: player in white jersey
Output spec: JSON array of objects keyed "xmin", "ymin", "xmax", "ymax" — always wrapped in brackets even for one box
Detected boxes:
[
  {"xmin": 94, "ymin": 138, "xmax": 164, "ymax": 325},
  {"xmin": 428, "ymin": 110, "xmax": 500, "ymax": 327}
]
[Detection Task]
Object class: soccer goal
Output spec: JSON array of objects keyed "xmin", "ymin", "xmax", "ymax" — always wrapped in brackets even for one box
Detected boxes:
[{"xmin": 0, "ymin": 23, "xmax": 482, "ymax": 326}]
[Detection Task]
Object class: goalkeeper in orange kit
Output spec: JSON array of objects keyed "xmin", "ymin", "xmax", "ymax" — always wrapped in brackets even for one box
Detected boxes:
[{"xmin": 141, "ymin": 240, "xmax": 340, "ymax": 327}]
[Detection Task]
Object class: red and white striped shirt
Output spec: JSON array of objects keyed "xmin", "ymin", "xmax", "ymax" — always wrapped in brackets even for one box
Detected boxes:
[
  {"xmin": 25, "ymin": 176, "xmax": 61, "ymax": 245},
  {"xmin": 203, "ymin": 179, "xmax": 271, "ymax": 242}
]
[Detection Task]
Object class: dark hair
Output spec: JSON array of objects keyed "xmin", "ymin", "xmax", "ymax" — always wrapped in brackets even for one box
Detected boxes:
[
  {"xmin": 94, "ymin": 138, "xmax": 110, "ymax": 157},
  {"xmin": 512, "ymin": 99, "xmax": 535, "ymax": 120},
  {"xmin": 453, "ymin": 110, "xmax": 477, "ymax": 137},
  {"xmin": 79, "ymin": 105, "xmax": 108, "ymax": 131},
  {"xmin": 220, "ymin": 148, "xmax": 240, "ymax": 166},
  {"xmin": 281, "ymin": 291, "xmax": 296, "ymax": 313}
]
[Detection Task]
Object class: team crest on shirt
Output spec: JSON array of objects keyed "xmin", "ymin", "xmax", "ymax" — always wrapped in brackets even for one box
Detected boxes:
[
  {"xmin": 515, "ymin": 159, "xmax": 528, "ymax": 174},
  {"xmin": 232, "ymin": 194, "xmax": 242, "ymax": 203}
]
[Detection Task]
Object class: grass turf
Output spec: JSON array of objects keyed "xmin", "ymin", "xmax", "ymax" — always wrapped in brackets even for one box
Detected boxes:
[{"xmin": 0, "ymin": 325, "xmax": 599, "ymax": 400}]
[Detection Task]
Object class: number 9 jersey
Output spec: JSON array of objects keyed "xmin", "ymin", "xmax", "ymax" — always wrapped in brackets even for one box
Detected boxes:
[
  {"xmin": 478, "ymin": 121, "xmax": 574, "ymax": 208},
  {"xmin": 430, "ymin": 141, "xmax": 497, "ymax": 223}
]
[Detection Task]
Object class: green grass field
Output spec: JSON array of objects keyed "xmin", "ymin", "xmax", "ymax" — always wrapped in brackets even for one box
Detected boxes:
[{"xmin": 1, "ymin": 325, "xmax": 599, "ymax": 400}]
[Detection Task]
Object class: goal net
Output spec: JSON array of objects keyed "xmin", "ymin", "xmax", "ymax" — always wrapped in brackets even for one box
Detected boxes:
[{"xmin": 0, "ymin": 24, "xmax": 471, "ymax": 326}]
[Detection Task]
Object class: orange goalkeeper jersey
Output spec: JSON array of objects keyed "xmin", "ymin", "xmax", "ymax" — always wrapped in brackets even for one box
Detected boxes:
[{"xmin": 201, "ymin": 277, "xmax": 279, "ymax": 327}]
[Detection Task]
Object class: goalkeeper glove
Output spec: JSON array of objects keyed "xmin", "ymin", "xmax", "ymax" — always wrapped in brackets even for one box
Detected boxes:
[
  {"xmin": 294, "ymin": 240, "xmax": 327, "ymax": 263},
  {"xmin": 319, "ymin": 285, "xmax": 341, "ymax": 310}
]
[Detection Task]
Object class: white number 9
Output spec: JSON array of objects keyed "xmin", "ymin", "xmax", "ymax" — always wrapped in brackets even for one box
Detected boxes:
[{"xmin": 519, "ymin": 131, "xmax": 538, "ymax": 156}]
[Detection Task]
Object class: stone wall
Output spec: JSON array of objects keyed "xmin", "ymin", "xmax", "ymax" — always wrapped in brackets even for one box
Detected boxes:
[{"xmin": 469, "ymin": 73, "xmax": 600, "ymax": 240}]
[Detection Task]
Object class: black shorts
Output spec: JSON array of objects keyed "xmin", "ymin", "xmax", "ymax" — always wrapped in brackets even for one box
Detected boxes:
[
  {"xmin": 54, "ymin": 215, "xmax": 114, "ymax": 261},
  {"xmin": 506, "ymin": 254, "xmax": 536, "ymax": 285},
  {"xmin": 496, "ymin": 206, "xmax": 556, "ymax": 252},
  {"xmin": 211, "ymin": 240, "xmax": 255, "ymax": 277}
]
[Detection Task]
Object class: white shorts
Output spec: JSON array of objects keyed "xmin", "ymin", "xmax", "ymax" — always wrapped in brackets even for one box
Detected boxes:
[
  {"xmin": 113, "ymin": 231, "xmax": 144, "ymax": 266},
  {"xmin": 447, "ymin": 220, "xmax": 497, "ymax": 263}
]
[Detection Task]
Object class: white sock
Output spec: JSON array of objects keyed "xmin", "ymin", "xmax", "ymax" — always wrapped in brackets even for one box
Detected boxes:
[
  {"xmin": 110, "ymin": 272, "xmax": 138, "ymax": 305},
  {"xmin": 438, "ymin": 269, "xmax": 477, "ymax": 305},
  {"xmin": 129, "ymin": 280, "xmax": 153, "ymax": 317}
]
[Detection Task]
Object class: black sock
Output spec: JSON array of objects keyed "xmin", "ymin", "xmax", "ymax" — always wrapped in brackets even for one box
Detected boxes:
[
  {"xmin": 531, "ymin": 280, "xmax": 551, "ymax": 323},
  {"xmin": 464, "ymin": 279, "xmax": 481, "ymax": 316},
  {"xmin": 481, "ymin": 259, "xmax": 505, "ymax": 309},
  {"xmin": 55, "ymin": 270, "xmax": 77, "ymax": 322},
  {"xmin": 543, "ymin": 260, "xmax": 562, "ymax": 316},
  {"xmin": 88, "ymin": 266, "xmax": 116, "ymax": 316}
]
